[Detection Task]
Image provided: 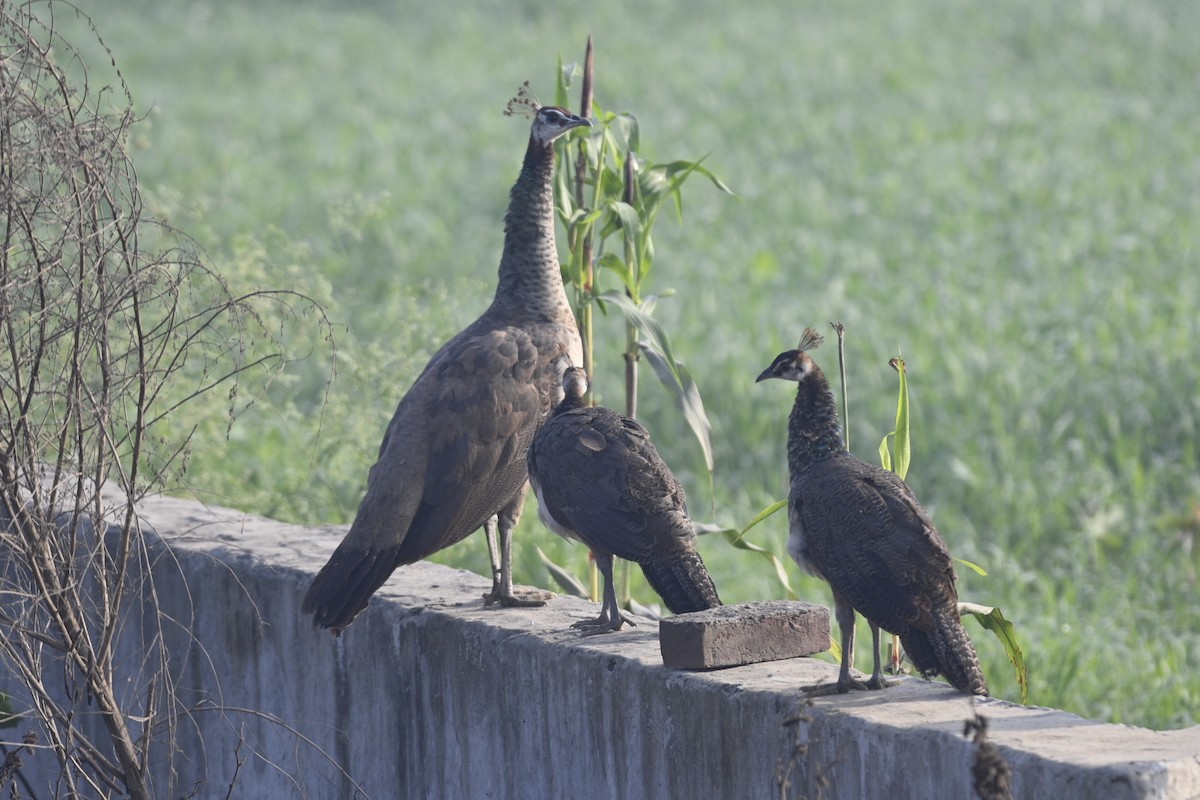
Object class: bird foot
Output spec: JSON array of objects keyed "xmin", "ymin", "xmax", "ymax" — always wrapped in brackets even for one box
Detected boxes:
[
  {"xmin": 802, "ymin": 674, "xmax": 891, "ymax": 696},
  {"xmin": 864, "ymin": 674, "xmax": 899, "ymax": 691},
  {"xmin": 801, "ymin": 681, "xmax": 856, "ymax": 697},
  {"xmin": 571, "ymin": 613, "xmax": 635, "ymax": 636},
  {"xmin": 482, "ymin": 586, "xmax": 552, "ymax": 607}
]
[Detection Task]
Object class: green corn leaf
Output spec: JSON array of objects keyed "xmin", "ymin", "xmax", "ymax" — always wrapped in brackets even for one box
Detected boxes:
[
  {"xmin": 717, "ymin": 499, "xmax": 797, "ymax": 601},
  {"xmin": 698, "ymin": 503, "xmax": 795, "ymax": 596},
  {"xmin": 692, "ymin": 522, "xmax": 737, "ymax": 536},
  {"xmin": 696, "ymin": 517, "xmax": 787, "ymax": 543},
  {"xmin": 664, "ymin": 157, "xmax": 736, "ymax": 196},
  {"xmin": 639, "ymin": 339, "xmax": 715, "ymax": 474},
  {"xmin": 955, "ymin": 557, "xmax": 989, "ymax": 576},
  {"xmin": 891, "ymin": 355, "xmax": 911, "ymax": 481},
  {"xmin": 597, "ymin": 162, "xmax": 626, "ymax": 202},
  {"xmin": 624, "ymin": 113, "xmax": 640, "ymax": 154},
  {"xmin": 878, "ymin": 432, "xmax": 893, "ymax": 473},
  {"xmin": 596, "ymin": 252, "xmax": 634, "ymax": 294},
  {"xmin": 721, "ymin": 528, "xmax": 797, "ymax": 601},
  {"xmin": 573, "ymin": 206, "xmax": 604, "ymax": 228},
  {"xmin": 960, "ymin": 602, "xmax": 1029, "ymax": 704},
  {"xmin": 596, "ymin": 290, "xmax": 676, "ymax": 378},
  {"xmin": 594, "ymin": 111, "xmax": 636, "ymax": 155},
  {"xmin": 554, "ymin": 148, "xmax": 576, "ymax": 211},
  {"xmin": 602, "ymin": 198, "xmax": 643, "ymax": 245},
  {"xmin": 643, "ymin": 158, "xmax": 736, "ymax": 202},
  {"xmin": 536, "ymin": 546, "xmax": 588, "ymax": 599},
  {"xmin": 646, "ymin": 159, "xmax": 734, "ymax": 227},
  {"xmin": 738, "ymin": 498, "xmax": 788, "ymax": 538}
]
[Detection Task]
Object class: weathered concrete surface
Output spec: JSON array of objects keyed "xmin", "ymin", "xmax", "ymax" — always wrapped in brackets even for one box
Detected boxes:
[
  {"xmin": 659, "ymin": 600, "xmax": 830, "ymax": 669},
  {"xmin": 53, "ymin": 495, "xmax": 1200, "ymax": 798}
]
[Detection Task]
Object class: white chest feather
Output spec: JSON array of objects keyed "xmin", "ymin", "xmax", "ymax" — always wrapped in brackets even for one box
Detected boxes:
[
  {"xmin": 787, "ymin": 501, "xmax": 824, "ymax": 579},
  {"xmin": 533, "ymin": 480, "xmax": 581, "ymax": 542}
]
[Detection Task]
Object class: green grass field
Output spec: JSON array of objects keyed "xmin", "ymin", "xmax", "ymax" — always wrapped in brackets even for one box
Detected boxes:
[{"xmin": 57, "ymin": 0, "xmax": 1199, "ymax": 728}]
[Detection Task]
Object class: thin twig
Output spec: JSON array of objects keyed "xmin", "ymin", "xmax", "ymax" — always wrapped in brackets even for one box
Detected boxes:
[{"xmin": 830, "ymin": 322, "xmax": 849, "ymax": 450}]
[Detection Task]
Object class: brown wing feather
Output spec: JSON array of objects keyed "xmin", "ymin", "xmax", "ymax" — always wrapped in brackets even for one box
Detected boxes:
[
  {"xmin": 530, "ymin": 407, "xmax": 687, "ymax": 563},
  {"xmin": 795, "ymin": 454, "xmax": 958, "ymax": 638},
  {"xmin": 395, "ymin": 328, "xmax": 548, "ymax": 561},
  {"xmin": 303, "ymin": 326, "xmax": 564, "ymax": 631},
  {"xmin": 530, "ymin": 402, "xmax": 721, "ymax": 614}
]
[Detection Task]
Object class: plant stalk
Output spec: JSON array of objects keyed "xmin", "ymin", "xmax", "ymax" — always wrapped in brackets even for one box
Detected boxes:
[
  {"xmin": 623, "ymin": 153, "xmax": 639, "ymax": 418},
  {"xmin": 830, "ymin": 321, "xmax": 849, "ymax": 451},
  {"xmin": 576, "ymin": 35, "xmax": 596, "ymax": 404}
]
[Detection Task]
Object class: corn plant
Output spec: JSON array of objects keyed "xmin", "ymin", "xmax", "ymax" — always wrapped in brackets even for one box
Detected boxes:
[
  {"xmin": 537, "ymin": 38, "xmax": 733, "ymax": 608},
  {"xmin": 553, "ymin": 40, "xmax": 732, "ymax": 456},
  {"xmin": 878, "ymin": 348, "xmax": 1028, "ymax": 701}
]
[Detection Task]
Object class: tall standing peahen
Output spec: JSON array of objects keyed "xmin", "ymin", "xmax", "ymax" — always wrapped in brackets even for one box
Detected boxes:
[{"xmin": 303, "ymin": 86, "xmax": 590, "ymax": 633}]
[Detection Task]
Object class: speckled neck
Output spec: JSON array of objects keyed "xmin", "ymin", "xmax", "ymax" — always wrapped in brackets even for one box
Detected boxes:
[
  {"xmin": 553, "ymin": 388, "xmax": 587, "ymax": 417},
  {"xmin": 491, "ymin": 137, "xmax": 574, "ymax": 326},
  {"xmin": 787, "ymin": 362, "xmax": 846, "ymax": 472}
]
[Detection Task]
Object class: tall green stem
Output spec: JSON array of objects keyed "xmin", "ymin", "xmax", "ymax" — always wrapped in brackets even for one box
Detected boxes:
[{"xmin": 622, "ymin": 153, "xmax": 639, "ymax": 418}]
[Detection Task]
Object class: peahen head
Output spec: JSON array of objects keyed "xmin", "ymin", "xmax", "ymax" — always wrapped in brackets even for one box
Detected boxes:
[
  {"xmin": 530, "ymin": 106, "xmax": 592, "ymax": 145},
  {"xmin": 756, "ymin": 327, "xmax": 825, "ymax": 384},
  {"xmin": 560, "ymin": 365, "xmax": 589, "ymax": 402},
  {"xmin": 505, "ymin": 81, "xmax": 592, "ymax": 146}
]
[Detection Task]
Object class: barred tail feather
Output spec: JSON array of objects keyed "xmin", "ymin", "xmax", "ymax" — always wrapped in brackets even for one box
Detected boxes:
[
  {"xmin": 931, "ymin": 605, "xmax": 988, "ymax": 696},
  {"xmin": 902, "ymin": 607, "xmax": 988, "ymax": 696},
  {"xmin": 639, "ymin": 552, "xmax": 722, "ymax": 615}
]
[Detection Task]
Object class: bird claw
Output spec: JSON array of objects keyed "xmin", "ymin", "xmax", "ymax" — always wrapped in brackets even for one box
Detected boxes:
[
  {"xmin": 802, "ymin": 681, "xmax": 854, "ymax": 697},
  {"xmin": 482, "ymin": 586, "xmax": 552, "ymax": 607},
  {"xmin": 864, "ymin": 674, "xmax": 898, "ymax": 691},
  {"xmin": 835, "ymin": 674, "xmax": 890, "ymax": 693},
  {"xmin": 576, "ymin": 624, "xmax": 619, "ymax": 637},
  {"xmin": 803, "ymin": 673, "xmax": 891, "ymax": 697},
  {"xmin": 571, "ymin": 613, "xmax": 635, "ymax": 635}
]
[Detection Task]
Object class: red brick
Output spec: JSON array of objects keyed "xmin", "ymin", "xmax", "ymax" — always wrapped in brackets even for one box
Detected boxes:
[{"xmin": 659, "ymin": 601, "xmax": 830, "ymax": 670}]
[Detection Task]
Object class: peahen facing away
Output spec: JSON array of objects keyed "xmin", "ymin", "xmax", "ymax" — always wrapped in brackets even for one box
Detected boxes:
[{"xmin": 527, "ymin": 366, "xmax": 722, "ymax": 634}]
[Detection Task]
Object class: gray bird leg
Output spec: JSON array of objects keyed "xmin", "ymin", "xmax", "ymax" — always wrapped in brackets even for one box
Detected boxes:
[
  {"xmin": 834, "ymin": 596, "xmax": 862, "ymax": 693},
  {"xmin": 484, "ymin": 514, "xmax": 503, "ymax": 592},
  {"xmin": 806, "ymin": 593, "xmax": 873, "ymax": 695},
  {"xmin": 483, "ymin": 488, "xmax": 551, "ymax": 607},
  {"xmin": 864, "ymin": 622, "xmax": 896, "ymax": 690},
  {"xmin": 572, "ymin": 552, "xmax": 634, "ymax": 635}
]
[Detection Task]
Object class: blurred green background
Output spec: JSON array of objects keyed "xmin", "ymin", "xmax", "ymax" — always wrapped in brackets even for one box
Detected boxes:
[{"xmin": 56, "ymin": 0, "xmax": 1200, "ymax": 728}]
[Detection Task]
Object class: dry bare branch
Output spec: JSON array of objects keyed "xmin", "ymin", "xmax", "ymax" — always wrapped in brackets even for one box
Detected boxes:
[{"xmin": 1, "ymin": 2, "xmax": 336, "ymax": 796}]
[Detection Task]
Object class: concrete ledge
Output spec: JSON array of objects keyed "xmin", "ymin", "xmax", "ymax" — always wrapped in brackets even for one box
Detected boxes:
[{"xmin": 37, "ymin": 495, "xmax": 1200, "ymax": 798}]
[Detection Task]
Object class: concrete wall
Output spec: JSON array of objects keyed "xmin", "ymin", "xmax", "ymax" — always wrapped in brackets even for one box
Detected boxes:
[{"xmin": 17, "ymin": 495, "xmax": 1200, "ymax": 799}]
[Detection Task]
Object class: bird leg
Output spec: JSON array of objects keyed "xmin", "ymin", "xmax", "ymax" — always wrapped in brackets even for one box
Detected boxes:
[
  {"xmin": 833, "ymin": 597, "xmax": 868, "ymax": 693},
  {"xmin": 864, "ymin": 621, "xmax": 897, "ymax": 690},
  {"xmin": 484, "ymin": 514, "xmax": 503, "ymax": 592},
  {"xmin": 482, "ymin": 495, "xmax": 552, "ymax": 607},
  {"xmin": 805, "ymin": 595, "xmax": 875, "ymax": 695},
  {"xmin": 572, "ymin": 552, "xmax": 635, "ymax": 636}
]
